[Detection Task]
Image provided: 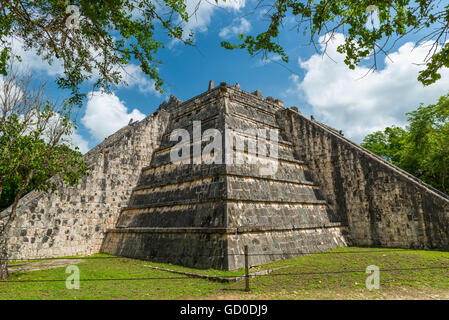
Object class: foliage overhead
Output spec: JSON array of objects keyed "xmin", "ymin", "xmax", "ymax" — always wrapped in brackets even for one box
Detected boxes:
[
  {"xmin": 0, "ymin": 66, "xmax": 89, "ymax": 229},
  {"xmin": 221, "ymin": 0, "xmax": 449, "ymax": 86},
  {"xmin": 0, "ymin": 0, "xmax": 192, "ymax": 105}
]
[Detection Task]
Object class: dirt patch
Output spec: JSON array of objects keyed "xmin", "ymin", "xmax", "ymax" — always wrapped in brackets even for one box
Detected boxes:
[
  {"xmin": 192, "ymin": 285, "xmax": 449, "ymax": 300},
  {"xmin": 8, "ymin": 259, "xmax": 85, "ymax": 273}
]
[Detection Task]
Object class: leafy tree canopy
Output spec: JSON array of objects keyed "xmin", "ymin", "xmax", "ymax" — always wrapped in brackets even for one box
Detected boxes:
[
  {"xmin": 2, "ymin": 1, "xmax": 447, "ymax": 103},
  {"xmin": 361, "ymin": 125, "xmax": 407, "ymax": 166},
  {"xmin": 361, "ymin": 93, "xmax": 449, "ymax": 195},
  {"xmin": 0, "ymin": 0, "xmax": 192, "ymax": 105},
  {"xmin": 0, "ymin": 66, "xmax": 89, "ymax": 280},
  {"xmin": 222, "ymin": 0, "xmax": 449, "ymax": 86}
]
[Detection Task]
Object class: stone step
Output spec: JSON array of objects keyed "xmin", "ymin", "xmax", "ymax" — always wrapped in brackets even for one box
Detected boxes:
[
  {"xmin": 227, "ymin": 111, "xmax": 281, "ymax": 131},
  {"xmin": 157, "ymin": 127, "xmax": 295, "ymax": 154},
  {"xmin": 116, "ymin": 201, "xmax": 340, "ymax": 230},
  {"xmin": 227, "ymin": 201, "xmax": 343, "ymax": 229},
  {"xmin": 129, "ymin": 177, "xmax": 226, "ymax": 207},
  {"xmin": 142, "ymin": 150, "xmax": 306, "ymax": 171},
  {"xmin": 128, "ymin": 180, "xmax": 323, "ymax": 208},
  {"xmin": 116, "ymin": 201, "xmax": 226, "ymax": 228},
  {"xmin": 136, "ymin": 159, "xmax": 316, "ymax": 196},
  {"xmin": 121, "ymin": 198, "xmax": 329, "ymax": 212},
  {"xmin": 110, "ymin": 223, "xmax": 348, "ymax": 234},
  {"xmin": 134, "ymin": 173, "xmax": 319, "ymax": 192}
]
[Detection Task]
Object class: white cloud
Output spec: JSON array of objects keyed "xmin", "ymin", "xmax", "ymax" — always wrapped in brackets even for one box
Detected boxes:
[
  {"xmin": 187, "ymin": 0, "xmax": 245, "ymax": 33},
  {"xmin": 170, "ymin": 0, "xmax": 245, "ymax": 45},
  {"xmin": 254, "ymin": 55, "xmax": 282, "ymax": 67},
  {"xmin": 38, "ymin": 116, "xmax": 90, "ymax": 154},
  {"xmin": 69, "ymin": 132, "xmax": 90, "ymax": 154},
  {"xmin": 9, "ymin": 38, "xmax": 64, "ymax": 76},
  {"xmin": 118, "ymin": 64, "xmax": 159, "ymax": 95},
  {"xmin": 1, "ymin": 74, "xmax": 89, "ymax": 154},
  {"xmin": 8, "ymin": 37, "xmax": 158, "ymax": 95},
  {"xmin": 81, "ymin": 91, "xmax": 146, "ymax": 141},
  {"xmin": 289, "ymin": 33, "xmax": 449, "ymax": 142},
  {"xmin": 219, "ymin": 17, "xmax": 251, "ymax": 39}
]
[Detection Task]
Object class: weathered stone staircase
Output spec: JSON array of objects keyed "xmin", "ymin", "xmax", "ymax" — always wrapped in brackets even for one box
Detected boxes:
[
  {"xmin": 101, "ymin": 83, "xmax": 349, "ymax": 270},
  {"xmin": 6, "ymin": 81, "xmax": 448, "ymax": 266}
]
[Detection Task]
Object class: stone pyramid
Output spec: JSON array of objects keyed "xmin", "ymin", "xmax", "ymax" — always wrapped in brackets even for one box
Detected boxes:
[
  {"xmin": 101, "ymin": 83, "xmax": 349, "ymax": 269},
  {"xmin": 4, "ymin": 81, "xmax": 449, "ymax": 270}
]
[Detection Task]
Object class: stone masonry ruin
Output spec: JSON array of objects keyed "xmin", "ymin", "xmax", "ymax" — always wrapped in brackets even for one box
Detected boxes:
[{"xmin": 2, "ymin": 82, "xmax": 449, "ymax": 270}]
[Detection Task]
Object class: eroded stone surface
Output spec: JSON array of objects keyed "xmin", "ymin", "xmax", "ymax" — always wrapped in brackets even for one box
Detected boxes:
[
  {"xmin": 3, "ymin": 84, "xmax": 449, "ymax": 270},
  {"xmin": 277, "ymin": 108, "xmax": 449, "ymax": 249},
  {"xmin": 9, "ymin": 259, "xmax": 85, "ymax": 273},
  {"xmin": 2, "ymin": 102, "xmax": 175, "ymax": 260},
  {"xmin": 102, "ymin": 85, "xmax": 352, "ymax": 269}
]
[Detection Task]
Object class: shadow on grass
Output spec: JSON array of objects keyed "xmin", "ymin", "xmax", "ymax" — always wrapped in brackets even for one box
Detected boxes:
[{"xmin": 221, "ymin": 288, "xmax": 247, "ymax": 292}]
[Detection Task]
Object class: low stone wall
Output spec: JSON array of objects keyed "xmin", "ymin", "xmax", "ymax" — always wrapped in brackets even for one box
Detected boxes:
[
  {"xmin": 277, "ymin": 108, "xmax": 449, "ymax": 249},
  {"xmin": 226, "ymin": 226, "xmax": 349, "ymax": 270},
  {"xmin": 2, "ymin": 108, "xmax": 172, "ymax": 260},
  {"xmin": 102, "ymin": 228, "xmax": 228, "ymax": 269},
  {"xmin": 102, "ymin": 225, "xmax": 349, "ymax": 270}
]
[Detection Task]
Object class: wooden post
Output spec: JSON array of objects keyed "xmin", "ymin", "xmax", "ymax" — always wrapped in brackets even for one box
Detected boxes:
[{"xmin": 244, "ymin": 245, "xmax": 250, "ymax": 292}]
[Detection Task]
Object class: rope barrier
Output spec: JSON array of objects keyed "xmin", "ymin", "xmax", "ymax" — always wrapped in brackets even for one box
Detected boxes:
[
  {"xmin": 2, "ymin": 248, "xmax": 419, "ymax": 262},
  {"xmin": 1, "ymin": 265, "xmax": 447, "ymax": 283}
]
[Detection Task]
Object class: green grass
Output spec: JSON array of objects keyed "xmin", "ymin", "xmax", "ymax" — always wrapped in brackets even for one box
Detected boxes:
[{"xmin": 1, "ymin": 247, "xmax": 449, "ymax": 299}]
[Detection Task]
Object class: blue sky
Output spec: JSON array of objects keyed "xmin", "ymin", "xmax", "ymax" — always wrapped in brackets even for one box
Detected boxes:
[{"xmin": 7, "ymin": 0, "xmax": 449, "ymax": 153}]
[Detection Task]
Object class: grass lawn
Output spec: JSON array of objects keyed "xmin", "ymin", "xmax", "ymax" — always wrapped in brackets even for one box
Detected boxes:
[{"xmin": 1, "ymin": 247, "xmax": 449, "ymax": 300}]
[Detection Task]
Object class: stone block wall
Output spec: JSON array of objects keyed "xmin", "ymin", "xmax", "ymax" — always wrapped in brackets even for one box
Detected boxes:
[
  {"xmin": 102, "ymin": 228, "xmax": 228, "ymax": 269},
  {"xmin": 221, "ymin": 88, "xmax": 350, "ymax": 269},
  {"xmin": 226, "ymin": 226, "xmax": 349, "ymax": 270},
  {"xmin": 277, "ymin": 108, "xmax": 449, "ymax": 249},
  {"xmin": 2, "ymin": 106, "xmax": 172, "ymax": 260}
]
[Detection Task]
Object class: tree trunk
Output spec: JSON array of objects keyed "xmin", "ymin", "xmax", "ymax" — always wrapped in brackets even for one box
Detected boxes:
[
  {"xmin": 0, "ymin": 177, "xmax": 4, "ymax": 206},
  {"xmin": 0, "ymin": 172, "xmax": 34, "ymax": 281},
  {"xmin": 0, "ymin": 231, "xmax": 8, "ymax": 280},
  {"xmin": 0, "ymin": 171, "xmax": 35, "ymax": 281}
]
